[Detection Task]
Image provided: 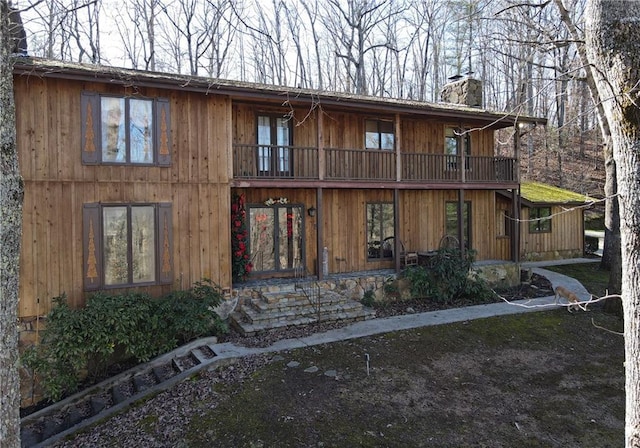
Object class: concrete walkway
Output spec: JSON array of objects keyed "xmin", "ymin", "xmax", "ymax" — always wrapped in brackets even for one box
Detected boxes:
[
  {"xmin": 212, "ymin": 258, "xmax": 597, "ymax": 359},
  {"xmin": 26, "ymin": 258, "xmax": 597, "ymax": 447}
]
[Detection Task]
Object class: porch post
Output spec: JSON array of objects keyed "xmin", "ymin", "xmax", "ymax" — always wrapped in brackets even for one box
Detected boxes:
[
  {"xmin": 512, "ymin": 122, "xmax": 521, "ymax": 262},
  {"xmin": 316, "ymin": 187, "xmax": 324, "ymax": 279},
  {"xmin": 395, "ymin": 113, "xmax": 401, "ymax": 182},
  {"xmin": 394, "ymin": 189, "xmax": 401, "ymax": 273},
  {"xmin": 318, "ymin": 108, "xmax": 325, "ymax": 181},
  {"xmin": 458, "ymin": 189, "xmax": 465, "ymax": 253}
]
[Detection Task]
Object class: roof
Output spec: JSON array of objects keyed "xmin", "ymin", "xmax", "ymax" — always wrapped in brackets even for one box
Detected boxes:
[
  {"xmin": 12, "ymin": 57, "xmax": 546, "ymax": 130},
  {"xmin": 520, "ymin": 182, "xmax": 593, "ymax": 206}
]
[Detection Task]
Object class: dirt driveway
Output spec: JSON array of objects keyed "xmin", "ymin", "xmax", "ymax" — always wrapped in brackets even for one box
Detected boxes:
[{"xmin": 58, "ymin": 308, "xmax": 624, "ymax": 447}]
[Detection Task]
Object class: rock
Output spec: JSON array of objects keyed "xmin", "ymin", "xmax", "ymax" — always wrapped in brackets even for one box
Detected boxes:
[
  {"xmin": 324, "ymin": 370, "xmax": 337, "ymax": 378},
  {"xmin": 304, "ymin": 366, "xmax": 319, "ymax": 373},
  {"xmin": 287, "ymin": 361, "xmax": 300, "ymax": 368}
]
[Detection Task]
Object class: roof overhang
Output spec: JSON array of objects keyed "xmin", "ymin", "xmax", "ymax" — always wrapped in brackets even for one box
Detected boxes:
[{"xmin": 13, "ymin": 57, "xmax": 546, "ymax": 130}]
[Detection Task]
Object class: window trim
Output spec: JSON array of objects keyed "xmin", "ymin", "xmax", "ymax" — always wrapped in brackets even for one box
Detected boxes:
[
  {"xmin": 81, "ymin": 91, "xmax": 171, "ymax": 166},
  {"xmin": 445, "ymin": 127, "xmax": 471, "ymax": 170},
  {"xmin": 528, "ymin": 206, "xmax": 552, "ymax": 234},
  {"xmin": 83, "ymin": 202, "xmax": 173, "ymax": 290},
  {"xmin": 366, "ymin": 202, "xmax": 395, "ymax": 261},
  {"xmin": 256, "ymin": 113, "xmax": 293, "ymax": 176},
  {"xmin": 365, "ymin": 119, "xmax": 395, "ymax": 151},
  {"xmin": 445, "ymin": 201, "xmax": 472, "ymax": 249}
]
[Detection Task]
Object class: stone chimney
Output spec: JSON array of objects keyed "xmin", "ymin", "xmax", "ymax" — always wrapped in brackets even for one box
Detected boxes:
[
  {"xmin": 9, "ymin": 7, "xmax": 28, "ymax": 56},
  {"xmin": 440, "ymin": 76, "xmax": 483, "ymax": 108}
]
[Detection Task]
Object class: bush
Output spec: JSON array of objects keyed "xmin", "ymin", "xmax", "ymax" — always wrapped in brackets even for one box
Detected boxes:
[
  {"xmin": 361, "ymin": 289, "xmax": 376, "ymax": 307},
  {"xmin": 403, "ymin": 248, "xmax": 493, "ymax": 305},
  {"xmin": 22, "ymin": 280, "xmax": 228, "ymax": 402}
]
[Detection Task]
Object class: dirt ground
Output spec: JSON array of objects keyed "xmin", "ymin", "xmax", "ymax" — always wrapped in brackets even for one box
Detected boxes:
[{"xmin": 58, "ymin": 306, "xmax": 624, "ymax": 448}]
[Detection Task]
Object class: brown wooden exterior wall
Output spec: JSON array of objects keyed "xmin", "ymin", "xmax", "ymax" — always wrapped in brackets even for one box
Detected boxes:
[
  {"xmin": 231, "ymin": 103, "xmax": 497, "ymax": 162},
  {"xmin": 236, "ymin": 188, "xmax": 506, "ymax": 276},
  {"xmin": 15, "ymin": 74, "xmax": 519, "ymax": 319},
  {"xmin": 520, "ymin": 205, "xmax": 585, "ymax": 261},
  {"xmin": 15, "ymin": 76, "xmax": 233, "ymax": 318}
]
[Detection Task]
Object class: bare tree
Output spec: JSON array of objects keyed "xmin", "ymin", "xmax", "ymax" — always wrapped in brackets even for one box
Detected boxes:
[
  {"xmin": 0, "ymin": 0, "xmax": 24, "ymax": 445},
  {"xmin": 321, "ymin": 0, "xmax": 405, "ymax": 95},
  {"xmin": 584, "ymin": 2, "xmax": 640, "ymax": 445},
  {"xmin": 113, "ymin": 0, "xmax": 160, "ymax": 70},
  {"xmin": 553, "ymin": 0, "xmax": 621, "ymax": 300}
]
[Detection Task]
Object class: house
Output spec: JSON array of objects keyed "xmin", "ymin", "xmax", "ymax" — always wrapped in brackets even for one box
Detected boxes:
[
  {"xmin": 516, "ymin": 181, "xmax": 592, "ymax": 261},
  {"xmin": 13, "ymin": 58, "xmax": 545, "ymax": 334}
]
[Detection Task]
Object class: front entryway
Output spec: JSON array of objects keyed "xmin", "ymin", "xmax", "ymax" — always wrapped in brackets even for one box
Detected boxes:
[{"xmin": 248, "ymin": 204, "xmax": 304, "ymax": 274}]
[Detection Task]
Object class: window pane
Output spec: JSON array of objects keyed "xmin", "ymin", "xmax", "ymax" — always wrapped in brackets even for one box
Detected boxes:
[
  {"xmin": 101, "ymin": 97, "xmax": 126, "ymax": 163},
  {"xmin": 380, "ymin": 132, "xmax": 394, "ymax": 150},
  {"xmin": 132, "ymin": 206, "xmax": 156, "ymax": 283},
  {"xmin": 103, "ymin": 206, "xmax": 129, "ymax": 285},
  {"xmin": 257, "ymin": 116, "xmax": 271, "ymax": 172},
  {"xmin": 367, "ymin": 203, "xmax": 394, "ymax": 259},
  {"xmin": 276, "ymin": 118, "xmax": 290, "ymax": 146},
  {"xmin": 250, "ymin": 207, "xmax": 275, "ymax": 271},
  {"xmin": 130, "ymin": 99, "xmax": 154, "ymax": 164},
  {"xmin": 365, "ymin": 120, "xmax": 379, "ymax": 149}
]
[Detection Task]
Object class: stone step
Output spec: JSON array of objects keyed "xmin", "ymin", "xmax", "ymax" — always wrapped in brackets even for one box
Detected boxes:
[
  {"xmin": 241, "ymin": 299, "xmax": 367, "ymax": 324},
  {"xmin": 231, "ymin": 307, "xmax": 376, "ymax": 336},
  {"xmin": 252, "ymin": 292, "xmax": 352, "ymax": 313}
]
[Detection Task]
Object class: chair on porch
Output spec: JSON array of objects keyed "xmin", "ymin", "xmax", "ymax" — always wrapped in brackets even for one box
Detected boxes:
[{"xmin": 384, "ymin": 237, "xmax": 418, "ymax": 267}]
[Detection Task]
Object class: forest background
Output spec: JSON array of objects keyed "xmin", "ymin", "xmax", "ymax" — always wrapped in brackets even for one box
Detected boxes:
[{"xmin": 15, "ymin": 0, "xmax": 605, "ymax": 203}]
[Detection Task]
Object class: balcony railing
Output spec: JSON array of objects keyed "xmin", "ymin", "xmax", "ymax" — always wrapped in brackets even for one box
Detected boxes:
[{"xmin": 233, "ymin": 144, "xmax": 516, "ymax": 183}]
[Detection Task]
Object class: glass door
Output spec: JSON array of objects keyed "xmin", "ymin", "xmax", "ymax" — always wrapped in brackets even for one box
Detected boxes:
[{"xmin": 249, "ymin": 204, "xmax": 304, "ymax": 273}]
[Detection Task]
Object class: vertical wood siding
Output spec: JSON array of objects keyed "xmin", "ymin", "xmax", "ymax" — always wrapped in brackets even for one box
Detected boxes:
[
  {"xmin": 520, "ymin": 205, "xmax": 584, "ymax": 260},
  {"xmin": 15, "ymin": 76, "xmax": 232, "ymax": 318}
]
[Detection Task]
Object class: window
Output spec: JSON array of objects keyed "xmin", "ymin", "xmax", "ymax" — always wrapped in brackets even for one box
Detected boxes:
[
  {"xmin": 366, "ymin": 203, "xmax": 395, "ymax": 260},
  {"xmin": 257, "ymin": 115, "xmax": 292, "ymax": 176},
  {"xmin": 445, "ymin": 201, "xmax": 471, "ymax": 249},
  {"xmin": 497, "ymin": 209, "xmax": 511, "ymax": 237},
  {"xmin": 83, "ymin": 203, "xmax": 173, "ymax": 290},
  {"xmin": 445, "ymin": 127, "xmax": 471, "ymax": 170},
  {"xmin": 81, "ymin": 92, "xmax": 171, "ymax": 166},
  {"xmin": 529, "ymin": 207, "xmax": 552, "ymax": 233},
  {"xmin": 365, "ymin": 119, "xmax": 394, "ymax": 150}
]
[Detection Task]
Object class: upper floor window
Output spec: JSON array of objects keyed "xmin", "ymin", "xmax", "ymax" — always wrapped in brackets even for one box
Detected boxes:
[
  {"xmin": 529, "ymin": 207, "xmax": 552, "ymax": 233},
  {"xmin": 445, "ymin": 127, "xmax": 471, "ymax": 169},
  {"xmin": 81, "ymin": 92, "xmax": 171, "ymax": 166},
  {"xmin": 365, "ymin": 119, "xmax": 394, "ymax": 150},
  {"xmin": 83, "ymin": 203, "xmax": 173, "ymax": 290},
  {"xmin": 257, "ymin": 115, "xmax": 292, "ymax": 176}
]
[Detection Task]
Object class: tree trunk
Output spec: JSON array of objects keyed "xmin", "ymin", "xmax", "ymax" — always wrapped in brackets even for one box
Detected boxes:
[
  {"xmin": 553, "ymin": 0, "xmax": 622, "ymax": 295},
  {"xmin": 0, "ymin": 1, "xmax": 23, "ymax": 446},
  {"xmin": 601, "ymin": 140, "xmax": 623, "ymax": 315},
  {"xmin": 585, "ymin": 2, "xmax": 640, "ymax": 446}
]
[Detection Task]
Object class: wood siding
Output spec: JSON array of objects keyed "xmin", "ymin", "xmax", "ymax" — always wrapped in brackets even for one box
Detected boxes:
[
  {"xmin": 15, "ymin": 76, "xmax": 233, "ymax": 318},
  {"xmin": 520, "ymin": 205, "xmax": 584, "ymax": 260},
  {"xmin": 236, "ymin": 188, "xmax": 508, "ymax": 278}
]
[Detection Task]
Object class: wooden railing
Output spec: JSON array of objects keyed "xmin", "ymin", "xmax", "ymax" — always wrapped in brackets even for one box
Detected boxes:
[
  {"xmin": 232, "ymin": 144, "xmax": 516, "ymax": 183},
  {"xmin": 325, "ymin": 148, "xmax": 396, "ymax": 181}
]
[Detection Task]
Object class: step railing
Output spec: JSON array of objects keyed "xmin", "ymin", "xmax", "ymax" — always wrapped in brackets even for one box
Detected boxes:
[{"xmin": 294, "ymin": 266, "xmax": 322, "ymax": 321}]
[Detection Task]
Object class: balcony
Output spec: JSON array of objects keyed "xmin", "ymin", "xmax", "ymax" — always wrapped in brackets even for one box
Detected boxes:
[{"xmin": 232, "ymin": 144, "xmax": 517, "ymax": 186}]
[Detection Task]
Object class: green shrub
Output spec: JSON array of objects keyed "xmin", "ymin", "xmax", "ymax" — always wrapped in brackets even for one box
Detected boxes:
[
  {"xmin": 403, "ymin": 248, "xmax": 493, "ymax": 304},
  {"xmin": 22, "ymin": 280, "xmax": 228, "ymax": 402},
  {"xmin": 361, "ymin": 289, "xmax": 376, "ymax": 307}
]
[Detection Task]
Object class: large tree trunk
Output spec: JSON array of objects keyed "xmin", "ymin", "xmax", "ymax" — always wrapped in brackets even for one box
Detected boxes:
[
  {"xmin": 585, "ymin": 1, "xmax": 640, "ymax": 446},
  {"xmin": 0, "ymin": 1, "xmax": 23, "ymax": 446},
  {"xmin": 553, "ymin": 0, "xmax": 622, "ymax": 298}
]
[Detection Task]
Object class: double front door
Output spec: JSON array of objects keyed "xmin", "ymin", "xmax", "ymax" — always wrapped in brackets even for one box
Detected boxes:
[{"xmin": 249, "ymin": 204, "xmax": 304, "ymax": 274}]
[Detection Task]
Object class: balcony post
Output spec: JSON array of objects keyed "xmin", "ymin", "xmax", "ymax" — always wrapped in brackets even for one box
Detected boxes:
[
  {"xmin": 318, "ymin": 110, "xmax": 325, "ymax": 181},
  {"xmin": 395, "ymin": 113, "xmax": 401, "ymax": 182}
]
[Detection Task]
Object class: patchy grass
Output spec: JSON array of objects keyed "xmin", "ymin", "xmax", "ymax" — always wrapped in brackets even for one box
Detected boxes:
[
  {"xmin": 182, "ymin": 309, "xmax": 623, "ymax": 447},
  {"xmin": 543, "ymin": 262, "xmax": 609, "ymax": 298}
]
